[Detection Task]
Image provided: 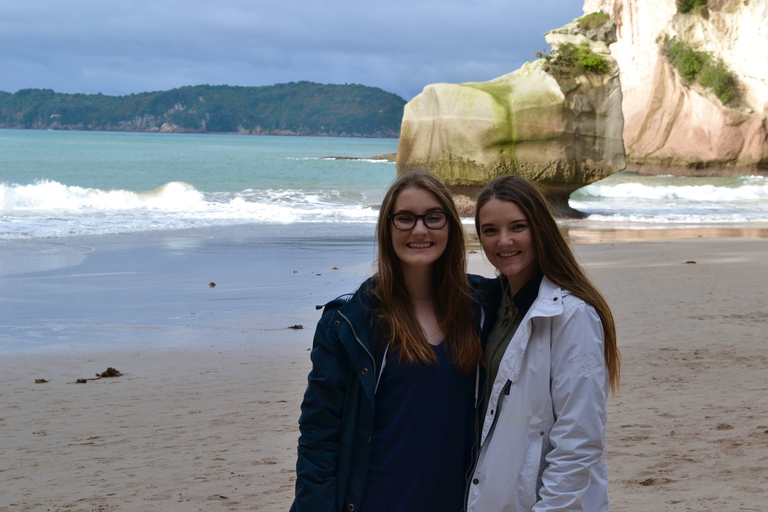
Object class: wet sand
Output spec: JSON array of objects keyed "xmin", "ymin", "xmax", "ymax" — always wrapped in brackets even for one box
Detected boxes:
[{"xmin": 1, "ymin": 235, "xmax": 767, "ymax": 511}]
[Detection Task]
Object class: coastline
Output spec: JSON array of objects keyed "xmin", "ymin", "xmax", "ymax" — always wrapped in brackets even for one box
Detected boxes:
[
  {"xmin": 562, "ymin": 225, "xmax": 768, "ymax": 243},
  {"xmin": 1, "ymin": 234, "xmax": 767, "ymax": 511},
  {"xmin": 464, "ymin": 223, "xmax": 768, "ymax": 251}
]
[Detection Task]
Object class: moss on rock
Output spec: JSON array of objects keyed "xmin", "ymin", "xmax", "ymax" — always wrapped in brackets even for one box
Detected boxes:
[
  {"xmin": 577, "ymin": 12, "xmax": 611, "ymax": 31},
  {"xmin": 396, "ymin": 16, "xmax": 626, "ymax": 217}
]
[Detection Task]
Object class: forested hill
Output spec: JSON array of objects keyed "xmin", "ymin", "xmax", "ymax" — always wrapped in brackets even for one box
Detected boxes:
[{"xmin": 0, "ymin": 82, "xmax": 406, "ymax": 137}]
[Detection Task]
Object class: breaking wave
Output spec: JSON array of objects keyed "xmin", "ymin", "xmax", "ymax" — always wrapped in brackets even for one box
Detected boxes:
[{"xmin": 0, "ymin": 180, "xmax": 380, "ymax": 239}]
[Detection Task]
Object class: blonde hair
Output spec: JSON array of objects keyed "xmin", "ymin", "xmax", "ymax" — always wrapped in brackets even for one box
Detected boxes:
[
  {"xmin": 475, "ymin": 175, "xmax": 620, "ymax": 392},
  {"xmin": 374, "ymin": 171, "xmax": 482, "ymax": 373}
]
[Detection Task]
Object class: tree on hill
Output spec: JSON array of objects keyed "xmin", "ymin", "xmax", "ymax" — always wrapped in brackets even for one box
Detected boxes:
[{"xmin": 0, "ymin": 82, "xmax": 406, "ymax": 137}]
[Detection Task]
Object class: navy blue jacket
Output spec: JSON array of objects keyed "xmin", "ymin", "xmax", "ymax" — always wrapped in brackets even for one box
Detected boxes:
[
  {"xmin": 291, "ymin": 277, "xmax": 384, "ymax": 512},
  {"xmin": 291, "ymin": 275, "xmax": 485, "ymax": 512}
]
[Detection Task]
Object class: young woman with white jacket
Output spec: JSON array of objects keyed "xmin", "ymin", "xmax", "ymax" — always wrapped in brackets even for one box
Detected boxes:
[{"xmin": 467, "ymin": 175, "xmax": 620, "ymax": 512}]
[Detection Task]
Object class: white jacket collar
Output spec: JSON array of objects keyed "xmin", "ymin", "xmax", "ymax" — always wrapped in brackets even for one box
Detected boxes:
[{"xmin": 527, "ymin": 276, "xmax": 566, "ymax": 319}]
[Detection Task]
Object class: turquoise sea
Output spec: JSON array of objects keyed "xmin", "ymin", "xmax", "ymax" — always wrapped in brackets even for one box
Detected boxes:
[
  {"xmin": 1, "ymin": 129, "xmax": 399, "ymax": 239},
  {"xmin": 2, "ymin": 129, "xmax": 767, "ymax": 353},
  {"xmin": 3, "ymin": 129, "xmax": 768, "ymax": 240}
]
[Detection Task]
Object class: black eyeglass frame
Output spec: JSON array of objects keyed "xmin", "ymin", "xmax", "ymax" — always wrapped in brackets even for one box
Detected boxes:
[{"xmin": 387, "ymin": 211, "xmax": 451, "ymax": 230}]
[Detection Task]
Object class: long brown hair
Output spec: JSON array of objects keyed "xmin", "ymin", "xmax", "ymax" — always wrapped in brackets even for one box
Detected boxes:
[
  {"xmin": 375, "ymin": 170, "xmax": 482, "ymax": 373},
  {"xmin": 474, "ymin": 175, "xmax": 620, "ymax": 393}
]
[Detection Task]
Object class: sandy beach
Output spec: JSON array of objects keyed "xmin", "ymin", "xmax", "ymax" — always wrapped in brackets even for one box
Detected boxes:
[{"xmin": 2, "ymin": 234, "xmax": 767, "ymax": 511}]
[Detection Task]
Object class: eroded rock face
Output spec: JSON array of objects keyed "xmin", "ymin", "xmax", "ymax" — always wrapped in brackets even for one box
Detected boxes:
[
  {"xmin": 583, "ymin": 0, "xmax": 768, "ymax": 174},
  {"xmin": 396, "ymin": 17, "xmax": 625, "ymax": 217}
]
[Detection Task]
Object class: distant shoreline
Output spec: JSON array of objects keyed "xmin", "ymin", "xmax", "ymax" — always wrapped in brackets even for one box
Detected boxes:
[
  {"xmin": 0, "ymin": 126, "xmax": 400, "ymax": 139},
  {"xmin": 0, "ymin": 83, "xmax": 406, "ymax": 138},
  {"xmin": 323, "ymin": 153, "xmax": 397, "ymax": 162},
  {"xmin": 625, "ymin": 161, "xmax": 768, "ymax": 178}
]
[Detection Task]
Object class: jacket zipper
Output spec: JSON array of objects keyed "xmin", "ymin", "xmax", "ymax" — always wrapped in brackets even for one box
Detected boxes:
[
  {"xmin": 337, "ymin": 311, "xmax": 377, "ymax": 512},
  {"xmin": 463, "ymin": 368, "xmax": 483, "ymax": 511},
  {"xmin": 338, "ymin": 311, "xmax": 377, "ymax": 387},
  {"xmin": 483, "ymin": 380, "xmax": 512, "ymax": 442},
  {"xmin": 463, "ymin": 379, "xmax": 511, "ymax": 510}
]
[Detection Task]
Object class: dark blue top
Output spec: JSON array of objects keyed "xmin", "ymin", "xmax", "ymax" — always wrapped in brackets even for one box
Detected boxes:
[{"xmin": 358, "ymin": 341, "xmax": 476, "ymax": 512}]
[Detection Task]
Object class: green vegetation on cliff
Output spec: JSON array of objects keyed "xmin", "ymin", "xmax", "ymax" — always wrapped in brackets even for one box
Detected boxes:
[
  {"xmin": 676, "ymin": 0, "xmax": 707, "ymax": 14},
  {"xmin": 538, "ymin": 41, "xmax": 608, "ymax": 85},
  {"xmin": 0, "ymin": 82, "xmax": 406, "ymax": 137},
  {"xmin": 661, "ymin": 35, "xmax": 737, "ymax": 105},
  {"xmin": 577, "ymin": 12, "xmax": 610, "ymax": 31}
]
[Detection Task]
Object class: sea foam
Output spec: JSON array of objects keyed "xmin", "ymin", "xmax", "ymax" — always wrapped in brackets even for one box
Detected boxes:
[
  {"xmin": 571, "ymin": 175, "xmax": 768, "ymax": 225},
  {"xmin": 0, "ymin": 180, "xmax": 380, "ymax": 239},
  {"xmin": 1, "ymin": 180, "xmax": 206, "ymax": 211},
  {"xmin": 576, "ymin": 176, "xmax": 768, "ymax": 202}
]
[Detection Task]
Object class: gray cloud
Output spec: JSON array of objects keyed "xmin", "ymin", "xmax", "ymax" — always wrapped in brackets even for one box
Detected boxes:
[{"xmin": 1, "ymin": 0, "xmax": 585, "ymax": 100}]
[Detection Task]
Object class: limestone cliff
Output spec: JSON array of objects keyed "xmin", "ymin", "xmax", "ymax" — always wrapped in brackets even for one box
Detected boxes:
[
  {"xmin": 583, "ymin": 0, "xmax": 768, "ymax": 175},
  {"xmin": 396, "ymin": 16, "xmax": 625, "ymax": 216}
]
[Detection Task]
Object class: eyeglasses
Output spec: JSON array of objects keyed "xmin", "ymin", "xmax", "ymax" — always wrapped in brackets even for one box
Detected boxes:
[{"xmin": 388, "ymin": 211, "xmax": 450, "ymax": 230}]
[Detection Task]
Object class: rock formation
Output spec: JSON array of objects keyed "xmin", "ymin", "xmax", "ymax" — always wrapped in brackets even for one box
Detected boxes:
[
  {"xmin": 396, "ymin": 15, "xmax": 626, "ymax": 217},
  {"xmin": 583, "ymin": 0, "xmax": 768, "ymax": 175}
]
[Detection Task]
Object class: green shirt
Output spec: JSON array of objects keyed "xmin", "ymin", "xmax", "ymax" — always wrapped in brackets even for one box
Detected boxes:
[{"xmin": 481, "ymin": 275, "xmax": 544, "ymax": 419}]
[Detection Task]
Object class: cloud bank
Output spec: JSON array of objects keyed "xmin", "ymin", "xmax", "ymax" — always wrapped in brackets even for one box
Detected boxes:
[{"xmin": 2, "ymin": 0, "xmax": 585, "ymax": 100}]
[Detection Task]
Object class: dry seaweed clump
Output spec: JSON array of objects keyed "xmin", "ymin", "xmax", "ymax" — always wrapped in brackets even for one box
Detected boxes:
[
  {"xmin": 71, "ymin": 367, "xmax": 124, "ymax": 384},
  {"xmin": 99, "ymin": 367, "xmax": 122, "ymax": 377}
]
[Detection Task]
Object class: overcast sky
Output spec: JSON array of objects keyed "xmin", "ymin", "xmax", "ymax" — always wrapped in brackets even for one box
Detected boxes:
[{"xmin": 2, "ymin": 0, "xmax": 585, "ymax": 101}]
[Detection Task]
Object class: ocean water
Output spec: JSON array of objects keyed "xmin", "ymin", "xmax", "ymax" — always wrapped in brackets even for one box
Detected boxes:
[
  {"xmin": 1, "ymin": 130, "xmax": 394, "ymax": 352},
  {"xmin": 2, "ymin": 129, "xmax": 767, "ymax": 353},
  {"xmin": 1, "ymin": 129, "xmax": 397, "ymax": 240},
  {"xmin": 571, "ymin": 172, "xmax": 768, "ymax": 227},
  {"xmin": 3, "ymin": 129, "xmax": 768, "ymax": 241}
]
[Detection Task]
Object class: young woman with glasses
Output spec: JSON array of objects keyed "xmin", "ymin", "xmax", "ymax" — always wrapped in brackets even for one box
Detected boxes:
[{"xmin": 291, "ymin": 171, "xmax": 484, "ymax": 512}]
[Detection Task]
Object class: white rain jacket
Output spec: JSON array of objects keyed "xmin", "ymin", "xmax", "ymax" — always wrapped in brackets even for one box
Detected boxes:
[{"xmin": 467, "ymin": 276, "xmax": 609, "ymax": 512}]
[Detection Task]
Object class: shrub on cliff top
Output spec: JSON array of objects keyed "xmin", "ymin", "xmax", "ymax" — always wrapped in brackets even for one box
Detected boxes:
[
  {"xmin": 576, "ymin": 43, "xmax": 608, "ymax": 73},
  {"xmin": 662, "ymin": 36, "xmax": 703, "ymax": 82},
  {"xmin": 539, "ymin": 41, "xmax": 607, "ymax": 79},
  {"xmin": 698, "ymin": 60, "xmax": 736, "ymax": 105},
  {"xmin": 677, "ymin": 0, "xmax": 707, "ymax": 14},
  {"xmin": 661, "ymin": 35, "xmax": 737, "ymax": 106},
  {"xmin": 577, "ymin": 12, "xmax": 610, "ymax": 31}
]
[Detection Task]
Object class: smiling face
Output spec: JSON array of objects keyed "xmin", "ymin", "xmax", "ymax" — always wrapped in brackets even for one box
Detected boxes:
[
  {"xmin": 477, "ymin": 198, "xmax": 539, "ymax": 295},
  {"xmin": 389, "ymin": 186, "xmax": 449, "ymax": 273}
]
